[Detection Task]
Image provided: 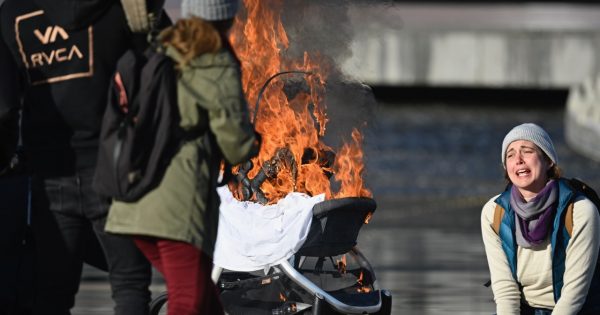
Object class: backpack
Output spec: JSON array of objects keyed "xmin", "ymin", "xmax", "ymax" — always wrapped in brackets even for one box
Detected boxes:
[
  {"xmin": 92, "ymin": 45, "xmax": 201, "ymax": 202},
  {"xmin": 492, "ymin": 178, "xmax": 600, "ymax": 236}
]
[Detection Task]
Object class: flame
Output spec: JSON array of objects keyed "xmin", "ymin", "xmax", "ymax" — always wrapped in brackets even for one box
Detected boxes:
[
  {"xmin": 230, "ymin": 0, "xmax": 371, "ymax": 203},
  {"xmin": 279, "ymin": 292, "xmax": 287, "ymax": 302},
  {"xmin": 364, "ymin": 212, "xmax": 373, "ymax": 224},
  {"xmin": 356, "ymin": 271, "xmax": 372, "ymax": 293},
  {"xmin": 357, "ymin": 271, "xmax": 363, "ymax": 284},
  {"xmin": 336, "ymin": 255, "xmax": 347, "ymax": 274},
  {"xmin": 332, "ymin": 129, "xmax": 372, "ymax": 199},
  {"xmin": 357, "ymin": 286, "xmax": 372, "ymax": 293}
]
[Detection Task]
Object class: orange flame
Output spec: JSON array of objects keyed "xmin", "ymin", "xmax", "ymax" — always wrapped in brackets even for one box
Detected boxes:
[
  {"xmin": 336, "ymin": 255, "xmax": 347, "ymax": 274},
  {"xmin": 356, "ymin": 271, "xmax": 372, "ymax": 293},
  {"xmin": 230, "ymin": 0, "xmax": 371, "ymax": 203},
  {"xmin": 357, "ymin": 286, "xmax": 372, "ymax": 293},
  {"xmin": 364, "ymin": 212, "xmax": 373, "ymax": 224},
  {"xmin": 279, "ymin": 292, "xmax": 287, "ymax": 302},
  {"xmin": 332, "ymin": 129, "xmax": 372, "ymax": 199},
  {"xmin": 357, "ymin": 271, "xmax": 363, "ymax": 284}
]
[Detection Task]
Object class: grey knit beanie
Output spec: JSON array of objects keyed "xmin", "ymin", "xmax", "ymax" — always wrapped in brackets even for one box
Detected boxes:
[
  {"xmin": 181, "ymin": 0, "xmax": 240, "ymax": 21},
  {"xmin": 501, "ymin": 123, "xmax": 558, "ymax": 167}
]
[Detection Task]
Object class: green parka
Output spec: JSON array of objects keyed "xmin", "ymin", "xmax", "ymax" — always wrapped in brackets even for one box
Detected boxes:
[{"xmin": 105, "ymin": 45, "xmax": 259, "ymax": 256}]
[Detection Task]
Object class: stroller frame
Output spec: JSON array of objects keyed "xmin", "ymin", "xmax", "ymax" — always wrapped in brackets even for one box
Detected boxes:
[
  {"xmin": 279, "ymin": 248, "xmax": 388, "ymax": 314},
  {"xmin": 149, "ymin": 197, "xmax": 392, "ymax": 315}
]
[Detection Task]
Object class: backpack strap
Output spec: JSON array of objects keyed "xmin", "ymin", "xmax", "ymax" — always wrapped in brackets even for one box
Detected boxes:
[
  {"xmin": 565, "ymin": 201, "xmax": 574, "ymax": 237},
  {"xmin": 488, "ymin": 203, "xmax": 524, "ymax": 290},
  {"xmin": 494, "ymin": 200, "xmax": 575, "ymax": 236},
  {"xmin": 492, "ymin": 203, "xmax": 505, "ymax": 235},
  {"xmin": 485, "ymin": 204, "xmax": 503, "ymax": 288}
]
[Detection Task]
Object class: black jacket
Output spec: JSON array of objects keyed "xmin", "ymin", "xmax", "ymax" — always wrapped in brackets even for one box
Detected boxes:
[
  {"xmin": 0, "ymin": 0, "xmax": 152, "ymax": 176},
  {"xmin": 0, "ymin": 26, "xmax": 18, "ymax": 170}
]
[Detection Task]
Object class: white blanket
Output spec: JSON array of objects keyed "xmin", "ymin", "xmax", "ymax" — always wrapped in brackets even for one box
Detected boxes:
[{"xmin": 214, "ymin": 186, "xmax": 325, "ymax": 272}]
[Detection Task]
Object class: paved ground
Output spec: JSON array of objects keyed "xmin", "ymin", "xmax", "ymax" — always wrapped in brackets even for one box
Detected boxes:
[{"xmin": 72, "ymin": 101, "xmax": 600, "ymax": 314}]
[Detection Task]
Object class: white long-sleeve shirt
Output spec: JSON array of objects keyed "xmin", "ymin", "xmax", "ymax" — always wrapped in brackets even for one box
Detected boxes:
[{"xmin": 481, "ymin": 195, "xmax": 600, "ymax": 315}]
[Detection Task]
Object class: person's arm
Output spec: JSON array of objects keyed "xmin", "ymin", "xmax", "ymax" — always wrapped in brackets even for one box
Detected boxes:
[
  {"xmin": 481, "ymin": 196, "xmax": 522, "ymax": 314},
  {"xmin": 552, "ymin": 197, "xmax": 600, "ymax": 315},
  {"xmin": 0, "ymin": 16, "xmax": 21, "ymax": 172},
  {"xmin": 182, "ymin": 59, "xmax": 260, "ymax": 165},
  {"xmin": 209, "ymin": 67, "xmax": 260, "ymax": 165}
]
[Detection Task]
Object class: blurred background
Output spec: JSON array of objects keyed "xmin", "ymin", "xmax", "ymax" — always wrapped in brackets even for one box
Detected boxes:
[{"xmin": 75, "ymin": 1, "xmax": 600, "ymax": 314}]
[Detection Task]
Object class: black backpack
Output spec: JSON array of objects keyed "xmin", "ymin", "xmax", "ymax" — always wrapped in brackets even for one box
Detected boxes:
[
  {"xmin": 567, "ymin": 178, "xmax": 600, "ymax": 214},
  {"xmin": 93, "ymin": 46, "xmax": 199, "ymax": 202}
]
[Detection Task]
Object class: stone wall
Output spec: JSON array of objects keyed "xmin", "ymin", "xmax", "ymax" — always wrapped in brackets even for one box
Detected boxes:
[{"xmin": 339, "ymin": 2, "xmax": 600, "ymax": 89}]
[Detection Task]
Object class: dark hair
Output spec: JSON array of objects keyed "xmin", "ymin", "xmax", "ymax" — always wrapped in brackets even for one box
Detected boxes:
[{"xmin": 547, "ymin": 164, "xmax": 562, "ymax": 180}]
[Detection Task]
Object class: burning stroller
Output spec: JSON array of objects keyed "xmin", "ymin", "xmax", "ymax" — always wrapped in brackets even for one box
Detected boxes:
[{"xmin": 151, "ymin": 0, "xmax": 391, "ymax": 313}]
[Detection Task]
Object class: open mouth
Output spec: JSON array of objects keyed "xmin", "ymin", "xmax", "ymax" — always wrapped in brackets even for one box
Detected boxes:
[{"xmin": 516, "ymin": 169, "xmax": 531, "ymax": 177}]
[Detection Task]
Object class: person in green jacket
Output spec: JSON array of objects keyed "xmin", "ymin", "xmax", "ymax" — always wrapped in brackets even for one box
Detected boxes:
[{"xmin": 105, "ymin": 0, "xmax": 260, "ymax": 314}]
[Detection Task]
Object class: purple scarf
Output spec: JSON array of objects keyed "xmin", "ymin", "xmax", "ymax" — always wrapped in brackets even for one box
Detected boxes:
[{"xmin": 510, "ymin": 180, "xmax": 558, "ymax": 248}]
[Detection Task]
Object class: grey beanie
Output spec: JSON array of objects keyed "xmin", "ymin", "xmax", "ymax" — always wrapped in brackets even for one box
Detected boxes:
[
  {"xmin": 181, "ymin": 0, "xmax": 240, "ymax": 21},
  {"xmin": 501, "ymin": 123, "xmax": 558, "ymax": 167}
]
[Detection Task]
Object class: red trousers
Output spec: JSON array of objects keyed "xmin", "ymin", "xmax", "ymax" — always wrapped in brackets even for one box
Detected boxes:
[{"xmin": 134, "ymin": 237, "xmax": 224, "ymax": 315}]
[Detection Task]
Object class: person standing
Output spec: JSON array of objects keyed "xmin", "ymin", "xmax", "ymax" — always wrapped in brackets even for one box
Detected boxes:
[
  {"xmin": 0, "ymin": 0, "xmax": 157, "ymax": 314},
  {"xmin": 105, "ymin": 0, "xmax": 261, "ymax": 314},
  {"xmin": 481, "ymin": 123, "xmax": 600, "ymax": 314}
]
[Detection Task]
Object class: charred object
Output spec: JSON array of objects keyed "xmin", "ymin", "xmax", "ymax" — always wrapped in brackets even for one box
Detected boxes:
[{"xmin": 233, "ymin": 146, "xmax": 335, "ymax": 204}]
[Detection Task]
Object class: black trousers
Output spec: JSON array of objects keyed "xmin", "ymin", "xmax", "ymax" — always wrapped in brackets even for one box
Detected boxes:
[{"xmin": 30, "ymin": 168, "xmax": 152, "ymax": 315}]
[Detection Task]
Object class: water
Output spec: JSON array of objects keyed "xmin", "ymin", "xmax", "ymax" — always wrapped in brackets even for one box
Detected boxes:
[{"xmin": 73, "ymin": 102, "xmax": 600, "ymax": 314}]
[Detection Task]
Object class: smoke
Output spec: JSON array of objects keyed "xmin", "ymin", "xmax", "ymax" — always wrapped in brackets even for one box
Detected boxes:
[
  {"xmin": 281, "ymin": 0, "xmax": 354, "ymax": 69},
  {"xmin": 279, "ymin": 1, "xmax": 378, "ymax": 151},
  {"xmin": 164, "ymin": 0, "xmax": 380, "ymax": 148}
]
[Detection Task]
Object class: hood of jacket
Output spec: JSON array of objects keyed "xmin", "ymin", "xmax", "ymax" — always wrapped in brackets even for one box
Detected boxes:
[{"xmin": 33, "ymin": 0, "xmax": 116, "ymax": 30}]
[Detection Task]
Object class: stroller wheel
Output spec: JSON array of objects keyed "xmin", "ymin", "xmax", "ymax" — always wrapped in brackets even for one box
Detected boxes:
[
  {"xmin": 149, "ymin": 291, "xmax": 168, "ymax": 315},
  {"xmin": 373, "ymin": 290, "xmax": 392, "ymax": 315}
]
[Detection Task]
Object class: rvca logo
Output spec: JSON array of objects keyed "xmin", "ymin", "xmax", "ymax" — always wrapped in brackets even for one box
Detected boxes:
[
  {"xmin": 33, "ymin": 26, "xmax": 69, "ymax": 44},
  {"xmin": 15, "ymin": 10, "xmax": 94, "ymax": 85},
  {"xmin": 29, "ymin": 25, "xmax": 84, "ymax": 67}
]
